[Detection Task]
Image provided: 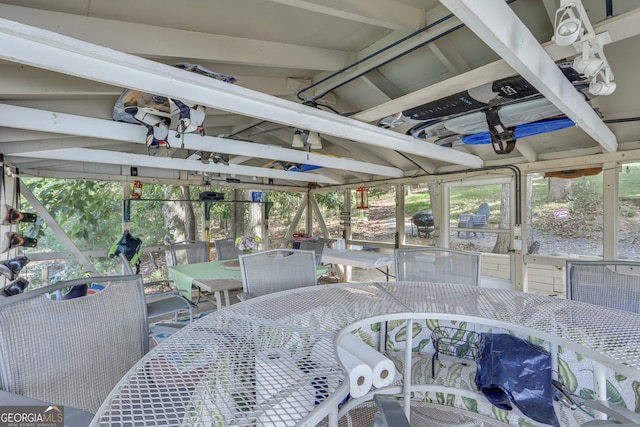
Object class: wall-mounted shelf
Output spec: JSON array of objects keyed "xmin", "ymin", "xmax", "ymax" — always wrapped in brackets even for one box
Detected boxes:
[{"xmin": 122, "ymin": 199, "xmax": 274, "ymax": 221}]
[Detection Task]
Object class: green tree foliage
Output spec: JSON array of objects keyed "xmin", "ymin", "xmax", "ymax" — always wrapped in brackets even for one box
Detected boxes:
[
  {"xmin": 23, "ymin": 178, "xmax": 122, "ymax": 251},
  {"xmin": 314, "ymin": 192, "xmax": 342, "ymax": 211}
]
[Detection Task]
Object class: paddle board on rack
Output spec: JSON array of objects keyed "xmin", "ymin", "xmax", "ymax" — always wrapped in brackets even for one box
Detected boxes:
[
  {"xmin": 262, "ymin": 152, "xmax": 339, "ymax": 172},
  {"xmin": 377, "ymin": 61, "xmax": 593, "ymax": 152}
]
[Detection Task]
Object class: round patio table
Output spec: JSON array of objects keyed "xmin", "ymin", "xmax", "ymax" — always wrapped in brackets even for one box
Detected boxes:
[{"xmin": 90, "ymin": 282, "xmax": 640, "ymax": 426}]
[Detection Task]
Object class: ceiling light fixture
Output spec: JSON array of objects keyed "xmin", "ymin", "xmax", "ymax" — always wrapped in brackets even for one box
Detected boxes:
[
  {"xmin": 292, "ymin": 129, "xmax": 304, "ymax": 147},
  {"xmin": 572, "ymin": 41, "xmax": 605, "ymax": 78},
  {"xmin": 307, "ymin": 131, "xmax": 322, "ymax": 150},
  {"xmin": 552, "ymin": 0, "xmax": 616, "ymax": 96},
  {"xmin": 553, "ymin": 2, "xmax": 583, "ymax": 46},
  {"xmin": 589, "ymin": 69, "xmax": 617, "ymax": 96},
  {"xmin": 292, "ymin": 129, "xmax": 322, "ymax": 149}
]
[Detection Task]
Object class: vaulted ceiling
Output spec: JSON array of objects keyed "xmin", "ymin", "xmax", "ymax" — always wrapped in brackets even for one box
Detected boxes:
[{"xmin": 1, "ymin": 0, "xmax": 640, "ymax": 191}]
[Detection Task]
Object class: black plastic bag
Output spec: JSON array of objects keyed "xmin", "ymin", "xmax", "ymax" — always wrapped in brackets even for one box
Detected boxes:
[{"xmin": 475, "ymin": 333, "xmax": 559, "ymax": 426}]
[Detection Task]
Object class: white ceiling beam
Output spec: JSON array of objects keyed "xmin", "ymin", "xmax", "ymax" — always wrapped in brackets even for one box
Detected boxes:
[
  {"xmin": 513, "ymin": 140, "xmax": 538, "ymax": 163},
  {"xmin": 0, "ymin": 104, "xmax": 404, "ymax": 178},
  {"xmin": 0, "ymin": 63, "xmax": 121, "ymax": 97},
  {"xmin": 439, "ymin": 0, "xmax": 616, "ymax": 153},
  {"xmin": 0, "ymin": 64, "xmax": 311, "ymax": 98},
  {"xmin": 0, "ymin": 4, "xmax": 348, "ymax": 71},
  {"xmin": 355, "ymin": 7, "xmax": 640, "ymax": 123},
  {"xmin": 0, "ymin": 19, "xmax": 483, "ymax": 169},
  {"xmin": 428, "ymin": 41, "xmax": 471, "ymax": 74},
  {"xmin": 16, "ymin": 148, "xmax": 343, "ymax": 185},
  {"xmin": 0, "ymin": 129, "xmax": 78, "ymax": 143},
  {"xmin": 267, "ymin": 0, "xmax": 426, "ymax": 31},
  {"xmin": 0, "ymin": 137, "xmax": 111, "ymax": 153},
  {"xmin": 307, "ymin": 4, "xmax": 462, "ymax": 102}
]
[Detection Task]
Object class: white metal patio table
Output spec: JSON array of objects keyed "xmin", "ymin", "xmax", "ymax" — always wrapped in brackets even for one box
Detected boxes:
[
  {"xmin": 90, "ymin": 282, "xmax": 640, "ymax": 426},
  {"xmin": 321, "ymin": 248, "xmax": 394, "ymax": 281}
]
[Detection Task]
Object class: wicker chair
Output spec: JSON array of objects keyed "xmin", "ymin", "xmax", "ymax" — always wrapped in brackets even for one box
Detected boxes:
[
  {"xmin": 238, "ymin": 249, "xmax": 317, "ymax": 300},
  {"xmin": 395, "ymin": 247, "xmax": 481, "ymax": 285},
  {"xmin": 566, "ymin": 260, "xmax": 640, "ymax": 314},
  {"xmin": 0, "ymin": 275, "xmax": 148, "ymax": 415}
]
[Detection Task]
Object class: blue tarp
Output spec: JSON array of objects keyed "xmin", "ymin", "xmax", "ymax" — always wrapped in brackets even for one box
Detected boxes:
[{"xmin": 475, "ymin": 333, "xmax": 560, "ymax": 426}]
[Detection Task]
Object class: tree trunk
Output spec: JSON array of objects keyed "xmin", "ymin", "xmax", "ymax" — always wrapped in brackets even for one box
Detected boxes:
[
  {"xmin": 249, "ymin": 195, "xmax": 262, "ymax": 239},
  {"xmin": 428, "ymin": 182, "xmax": 437, "ymax": 214},
  {"xmin": 162, "ymin": 186, "xmax": 197, "ymax": 242},
  {"xmin": 492, "ymin": 184, "xmax": 510, "ymax": 254},
  {"xmin": 231, "ymin": 189, "xmax": 245, "ymax": 237},
  {"xmin": 180, "ymin": 186, "xmax": 197, "ymax": 240},
  {"xmin": 548, "ymin": 178, "xmax": 573, "ymax": 202}
]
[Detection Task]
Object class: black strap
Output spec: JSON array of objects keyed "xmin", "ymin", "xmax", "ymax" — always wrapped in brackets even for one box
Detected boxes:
[{"xmin": 485, "ymin": 107, "xmax": 516, "ymax": 154}]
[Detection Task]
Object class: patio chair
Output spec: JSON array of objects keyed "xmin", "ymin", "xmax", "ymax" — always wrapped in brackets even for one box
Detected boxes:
[
  {"xmin": 0, "ymin": 275, "xmax": 148, "ymax": 415},
  {"xmin": 169, "ymin": 240, "xmax": 209, "ymax": 265},
  {"xmin": 120, "ymin": 254, "xmax": 193, "ymax": 323},
  {"xmin": 238, "ymin": 249, "xmax": 317, "ymax": 300},
  {"xmin": 214, "ymin": 237, "xmax": 241, "ymax": 260},
  {"xmin": 298, "ymin": 240, "xmax": 326, "ymax": 266},
  {"xmin": 457, "ymin": 202, "xmax": 490, "ymax": 238},
  {"xmin": 395, "ymin": 247, "xmax": 481, "ymax": 285},
  {"xmin": 169, "ymin": 240, "xmax": 209, "ymax": 303},
  {"xmin": 566, "ymin": 260, "xmax": 640, "ymax": 314}
]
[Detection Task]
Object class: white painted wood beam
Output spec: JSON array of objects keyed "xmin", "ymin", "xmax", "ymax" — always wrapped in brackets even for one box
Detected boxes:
[
  {"xmin": 513, "ymin": 140, "xmax": 538, "ymax": 163},
  {"xmin": 0, "ymin": 20, "xmax": 483, "ymax": 169},
  {"xmin": 0, "ymin": 129, "xmax": 79, "ymax": 143},
  {"xmin": 439, "ymin": 0, "xmax": 616, "ymax": 153},
  {"xmin": 355, "ymin": 7, "xmax": 640, "ymax": 123},
  {"xmin": 0, "ymin": 4, "xmax": 348, "ymax": 71},
  {"xmin": 0, "ymin": 64, "xmax": 311, "ymax": 99},
  {"xmin": 428, "ymin": 41, "xmax": 471, "ymax": 74},
  {"xmin": 267, "ymin": 0, "xmax": 426, "ymax": 31},
  {"xmin": 307, "ymin": 4, "xmax": 462, "ymax": 102},
  {"xmin": 0, "ymin": 137, "xmax": 110, "ymax": 153},
  {"xmin": 0, "ymin": 104, "xmax": 404, "ymax": 178},
  {"xmin": 17, "ymin": 148, "xmax": 342, "ymax": 185},
  {"xmin": 0, "ymin": 63, "xmax": 121, "ymax": 97}
]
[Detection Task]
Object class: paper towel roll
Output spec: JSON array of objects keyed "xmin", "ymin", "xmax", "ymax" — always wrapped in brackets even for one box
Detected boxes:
[
  {"xmin": 339, "ymin": 333, "xmax": 397, "ymax": 388},
  {"xmin": 337, "ymin": 346, "xmax": 373, "ymax": 398}
]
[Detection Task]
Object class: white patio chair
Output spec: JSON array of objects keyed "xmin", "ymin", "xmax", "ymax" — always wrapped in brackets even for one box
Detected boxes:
[
  {"xmin": 214, "ymin": 237, "xmax": 241, "ymax": 260},
  {"xmin": 238, "ymin": 249, "xmax": 317, "ymax": 300},
  {"xmin": 395, "ymin": 247, "xmax": 481, "ymax": 285},
  {"xmin": 566, "ymin": 260, "xmax": 640, "ymax": 314},
  {"xmin": 0, "ymin": 275, "xmax": 148, "ymax": 415}
]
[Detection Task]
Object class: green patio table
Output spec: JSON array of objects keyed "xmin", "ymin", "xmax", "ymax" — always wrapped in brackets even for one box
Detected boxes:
[{"xmin": 169, "ymin": 260, "xmax": 327, "ymax": 307}]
